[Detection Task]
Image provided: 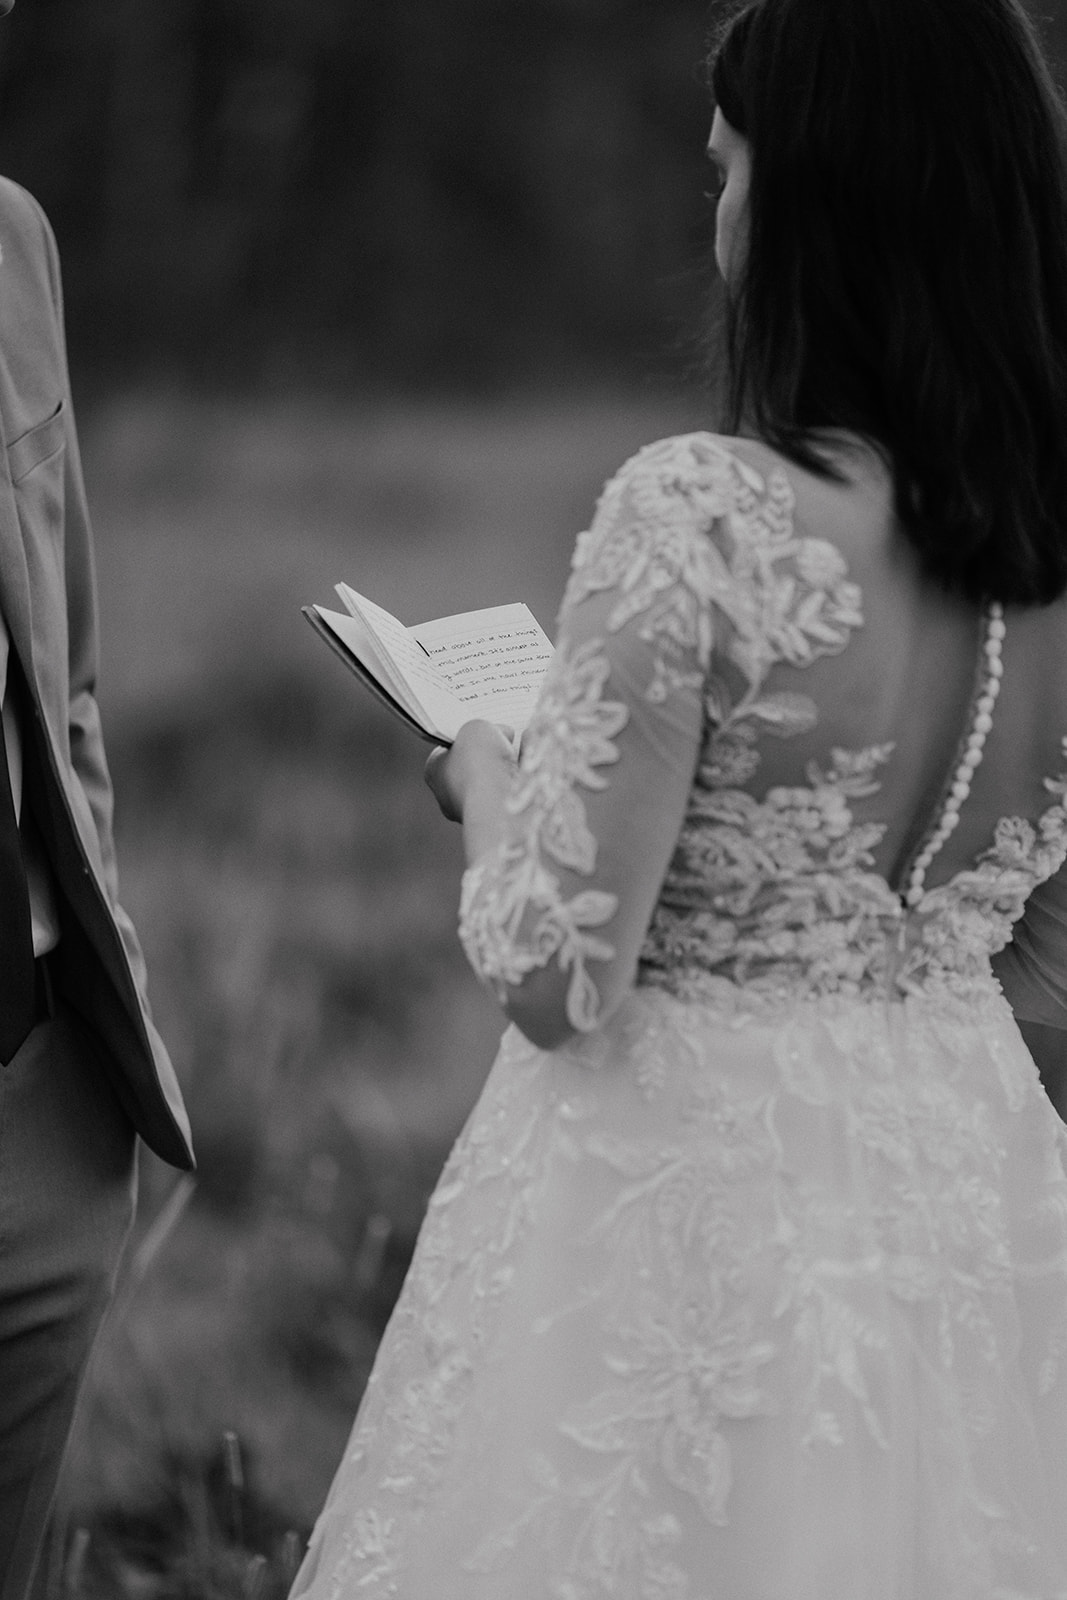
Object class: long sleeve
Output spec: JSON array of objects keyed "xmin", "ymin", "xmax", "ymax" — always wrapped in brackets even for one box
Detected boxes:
[
  {"xmin": 29, "ymin": 198, "xmax": 117, "ymax": 892},
  {"xmin": 27, "ymin": 191, "xmax": 156, "ymax": 1006},
  {"xmin": 458, "ymin": 437, "xmax": 742, "ymax": 1045}
]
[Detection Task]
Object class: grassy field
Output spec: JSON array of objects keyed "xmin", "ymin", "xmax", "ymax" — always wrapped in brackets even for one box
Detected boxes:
[{"xmin": 40, "ymin": 386, "xmax": 707, "ymax": 1596}]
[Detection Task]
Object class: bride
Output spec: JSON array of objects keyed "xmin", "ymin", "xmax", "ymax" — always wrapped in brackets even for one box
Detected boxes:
[{"xmin": 291, "ymin": 0, "xmax": 1067, "ymax": 1594}]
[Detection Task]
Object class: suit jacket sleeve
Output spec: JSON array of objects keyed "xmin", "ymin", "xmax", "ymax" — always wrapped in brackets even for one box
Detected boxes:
[{"xmin": 27, "ymin": 193, "xmax": 151, "ymax": 996}]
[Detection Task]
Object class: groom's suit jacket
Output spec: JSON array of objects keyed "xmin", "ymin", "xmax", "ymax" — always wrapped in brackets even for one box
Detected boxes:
[{"xmin": 0, "ymin": 177, "xmax": 193, "ymax": 1170}]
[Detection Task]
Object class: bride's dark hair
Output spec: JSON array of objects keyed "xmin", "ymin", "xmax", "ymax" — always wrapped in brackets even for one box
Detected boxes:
[{"xmin": 711, "ymin": 0, "xmax": 1067, "ymax": 605}]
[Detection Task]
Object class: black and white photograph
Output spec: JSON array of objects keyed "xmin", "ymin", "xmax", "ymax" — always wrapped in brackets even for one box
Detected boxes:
[{"xmin": 3, "ymin": 2, "xmax": 1067, "ymax": 1596}]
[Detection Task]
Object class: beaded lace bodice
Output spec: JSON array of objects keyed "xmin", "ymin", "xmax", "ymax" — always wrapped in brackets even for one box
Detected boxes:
[{"xmin": 460, "ymin": 433, "xmax": 1067, "ymax": 1029}]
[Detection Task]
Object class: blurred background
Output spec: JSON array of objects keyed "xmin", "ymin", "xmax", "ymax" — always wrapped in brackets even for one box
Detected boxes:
[{"xmin": 2, "ymin": 1, "xmax": 1065, "ymax": 1594}]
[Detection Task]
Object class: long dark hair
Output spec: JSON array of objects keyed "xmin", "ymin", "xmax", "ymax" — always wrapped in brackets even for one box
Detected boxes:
[{"xmin": 711, "ymin": 0, "xmax": 1067, "ymax": 605}]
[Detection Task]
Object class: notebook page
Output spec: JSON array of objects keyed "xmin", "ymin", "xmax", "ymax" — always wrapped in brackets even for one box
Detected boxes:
[
  {"xmin": 318, "ymin": 603, "xmax": 414, "ymax": 706},
  {"xmin": 335, "ymin": 585, "xmax": 469, "ymax": 740},
  {"xmin": 410, "ymin": 604, "xmax": 553, "ymax": 733},
  {"xmin": 307, "ymin": 606, "xmax": 424, "ymax": 720}
]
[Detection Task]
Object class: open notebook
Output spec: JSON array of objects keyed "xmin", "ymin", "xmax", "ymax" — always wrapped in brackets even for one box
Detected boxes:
[{"xmin": 303, "ymin": 584, "xmax": 554, "ymax": 744}]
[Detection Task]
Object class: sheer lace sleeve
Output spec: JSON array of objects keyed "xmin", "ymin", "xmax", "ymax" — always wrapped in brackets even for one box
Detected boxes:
[
  {"xmin": 458, "ymin": 434, "xmax": 754, "ymax": 1045},
  {"xmin": 993, "ymin": 858, "xmax": 1067, "ymax": 1028}
]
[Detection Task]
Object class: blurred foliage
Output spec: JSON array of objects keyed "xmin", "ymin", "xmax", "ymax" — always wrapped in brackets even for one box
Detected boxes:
[
  {"xmin": 0, "ymin": 0, "xmax": 726, "ymax": 388},
  {"xmin": 44, "ymin": 683, "xmax": 438, "ymax": 1595},
  {"xmin": 0, "ymin": 1, "xmax": 1065, "ymax": 390}
]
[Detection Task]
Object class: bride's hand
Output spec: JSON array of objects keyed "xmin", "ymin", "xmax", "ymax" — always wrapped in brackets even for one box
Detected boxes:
[{"xmin": 424, "ymin": 720, "xmax": 516, "ymax": 823}]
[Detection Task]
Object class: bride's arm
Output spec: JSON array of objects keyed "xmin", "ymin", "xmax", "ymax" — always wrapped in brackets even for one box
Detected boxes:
[
  {"xmin": 424, "ymin": 610, "xmax": 706, "ymax": 1049},
  {"xmin": 993, "ymin": 860, "xmax": 1067, "ymax": 1029},
  {"xmin": 993, "ymin": 861, "xmax": 1067, "ymax": 1115},
  {"xmin": 425, "ymin": 442, "xmax": 723, "ymax": 1051}
]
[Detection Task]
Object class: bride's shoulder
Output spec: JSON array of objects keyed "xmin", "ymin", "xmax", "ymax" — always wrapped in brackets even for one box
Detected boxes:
[
  {"xmin": 586, "ymin": 430, "xmax": 799, "ymax": 552},
  {"xmin": 565, "ymin": 431, "xmax": 803, "ymax": 609},
  {"xmin": 602, "ymin": 430, "xmax": 895, "ymax": 565},
  {"xmin": 601, "ymin": 430, "xmax": 783, "ymax": 498},
  {"xmin": 605, "ymin": 427, "xmax": 888, "ymax": 502},
  {"xmin": 566, "ymin": 428, "xmax": 865, "ymax": 649},
  {"xmin": 587, "ymin": 430, "xmax": 790, "ymax": 529}
]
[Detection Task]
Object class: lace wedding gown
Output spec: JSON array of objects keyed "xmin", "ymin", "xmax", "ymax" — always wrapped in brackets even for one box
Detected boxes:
[{"xmin": 292, "ymin": 434, "xmax": 1067, "ymax": 1600}]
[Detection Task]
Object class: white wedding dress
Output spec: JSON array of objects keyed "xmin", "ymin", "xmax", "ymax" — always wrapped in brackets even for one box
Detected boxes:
[{"xmin": 292, "ymin": 434, "xmax": 1067, "ymax": 1599}]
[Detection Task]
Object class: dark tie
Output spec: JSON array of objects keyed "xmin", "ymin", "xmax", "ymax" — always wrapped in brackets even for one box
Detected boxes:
[{"xmin": 0, "ymin": 702, "xmax": 34, "ymax": 1061}]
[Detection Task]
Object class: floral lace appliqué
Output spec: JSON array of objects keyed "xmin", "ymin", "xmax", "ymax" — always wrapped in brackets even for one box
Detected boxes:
[
  {"xmin": 898, "ymin": 758, "xmax": 1067, "ymax": 1002},
  {"xmin": 460, "ymin": 637, "xmax": 628, "ymax": 1030},
  {"xmin": 461, "ymin": 433, "xmax": 866, "ymax": 1032},
  {"xmin": 294, "ymin": 435, "xmax": 1067, "ymax": 1600}
]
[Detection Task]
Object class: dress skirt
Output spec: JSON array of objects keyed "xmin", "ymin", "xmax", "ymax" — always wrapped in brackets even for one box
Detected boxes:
[{"xmin": 290, "ymin": 985, "xmax": 1067, "ymax": 1600}]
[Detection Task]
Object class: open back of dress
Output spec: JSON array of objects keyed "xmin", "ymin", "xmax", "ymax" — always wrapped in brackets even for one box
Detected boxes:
[{"xmin": 292, "ymin": 434, "xmax": 1067, "ymax": 1600}]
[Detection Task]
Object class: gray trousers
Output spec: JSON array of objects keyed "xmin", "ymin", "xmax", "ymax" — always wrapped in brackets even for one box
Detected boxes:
[{"xmin": 0, "ymin": 1007, "xmax": 136, "ymax": 1600}]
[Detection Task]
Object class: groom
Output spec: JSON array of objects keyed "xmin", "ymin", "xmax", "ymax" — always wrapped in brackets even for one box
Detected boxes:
[{"xmin": 0, "ymin": 3, "xmax": 194, "ymax": 1594}]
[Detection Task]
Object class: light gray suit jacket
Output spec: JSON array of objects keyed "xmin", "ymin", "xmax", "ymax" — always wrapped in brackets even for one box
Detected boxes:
[{"xmin": 0, "ymin": 177, "xmax": 193, "ymax": 1169}]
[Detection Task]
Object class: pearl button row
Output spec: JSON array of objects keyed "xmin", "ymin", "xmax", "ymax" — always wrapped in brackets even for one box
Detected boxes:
[{"xmin": 903, "ymin": 601, "xmax": 1005, "ymax": 908}]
